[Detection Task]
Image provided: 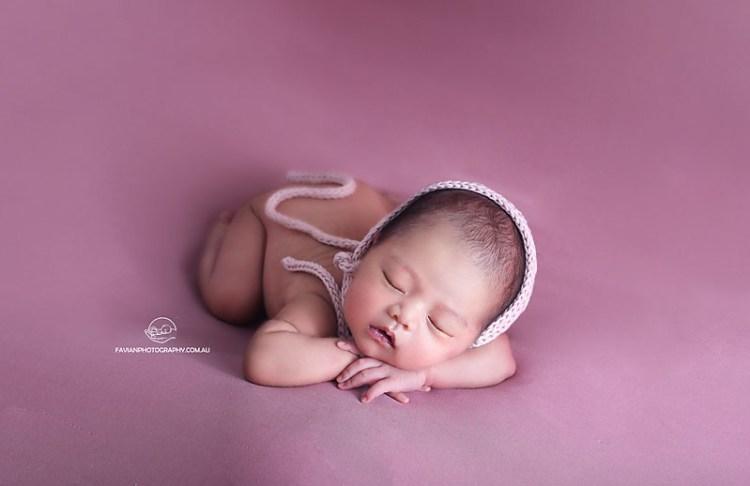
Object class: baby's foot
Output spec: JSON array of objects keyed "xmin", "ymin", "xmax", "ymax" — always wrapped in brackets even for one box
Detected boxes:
[{"xmin": 199, "ymin": 210, "xmax": 234, "ymax": 283}]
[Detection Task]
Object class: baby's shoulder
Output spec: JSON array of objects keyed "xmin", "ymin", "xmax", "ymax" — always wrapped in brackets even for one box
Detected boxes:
[{"xmin": 274, "ymin": 292, "xmax": 338, "ymax": 338}]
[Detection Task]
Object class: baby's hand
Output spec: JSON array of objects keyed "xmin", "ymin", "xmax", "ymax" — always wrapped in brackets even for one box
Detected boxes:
[{"xmin": 335, "ymin": 340, "xmax": 431, "ymax": 404}]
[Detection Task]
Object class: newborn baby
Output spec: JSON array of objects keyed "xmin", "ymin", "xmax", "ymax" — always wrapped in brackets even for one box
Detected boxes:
[{"xmin": 197, "ymin": 171, "xmax": 536, "ymax": 404}]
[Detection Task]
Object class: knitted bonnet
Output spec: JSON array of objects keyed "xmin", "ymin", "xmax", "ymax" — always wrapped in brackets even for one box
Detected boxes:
[{"xmin": 266, "ymin": 171, "xmax": 538, "ymax": 348}]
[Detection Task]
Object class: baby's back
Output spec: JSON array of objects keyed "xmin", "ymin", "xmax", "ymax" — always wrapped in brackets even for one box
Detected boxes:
[{"xmin": 249, "ymin": 178, "xmax": 399, "ymax": 320}]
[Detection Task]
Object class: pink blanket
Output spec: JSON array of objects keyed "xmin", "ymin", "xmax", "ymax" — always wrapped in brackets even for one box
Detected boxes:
[{"xmin": 1, "ymin": 1, "xmax": 747, "ymax": 484}]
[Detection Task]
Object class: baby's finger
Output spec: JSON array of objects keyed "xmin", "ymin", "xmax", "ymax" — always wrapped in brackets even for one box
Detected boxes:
[
  {"xmin": 339, "ymin": 364, "xmax": 388, "ymax": 389},
  {"xmin": 348, "ymin": 341, "xmax": 363, "ymax": 355},
  {"xmin": 336, "ymin": 358, "xmax": 382, "ymax": 384},
  {"xmin": 361, "ymin": 378, "xmax": 398, "ymax": 403},
  {"xmin": 335, "ymin": 340, "xmax": 358, "ymax": 355},
  {"xmin": 387, "ymin": 391, "xmax": 410, "ymax": 404}
]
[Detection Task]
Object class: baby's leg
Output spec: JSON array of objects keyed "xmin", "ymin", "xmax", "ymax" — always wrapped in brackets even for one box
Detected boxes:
[{"xmin": 197, "ymin": 201, "xmax": 266, "ymax": 325}]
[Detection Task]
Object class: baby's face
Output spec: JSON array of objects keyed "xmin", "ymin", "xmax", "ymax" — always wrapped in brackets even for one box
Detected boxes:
[{"xmin": 343, "ymin": 222, "xmax": 497, "ymax": 371}]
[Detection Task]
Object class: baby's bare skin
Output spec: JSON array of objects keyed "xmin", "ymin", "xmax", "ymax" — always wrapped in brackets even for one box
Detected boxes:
[
  {"xmin": 197, "ymin": 177, "xmax": 399, "ymax": 335},
  {"xmin": 199, "ymin": 177, "xmax": 517, "ymax": 400}
]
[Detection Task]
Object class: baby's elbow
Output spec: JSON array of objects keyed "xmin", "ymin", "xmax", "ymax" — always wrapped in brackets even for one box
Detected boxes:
[
  {"xmin": 243, "ymin": 356, "xmax": 262, "ymax": 384},
  {"xmin": 244, "ymin": 355, "xmax": 276, "ymax": 386},
  {"xmin": 243, "ymin": 340, "xmax": 275, "ymax": 385},
  {"xmin": 506, "ymin": 359, "xmax": 517, "ymax": 379},
  {"xmin": 243, "ymin": 353, "xmax": 263, "ymax": 384},
  {"xmin": 498, "ymin": 357, "xmax": 517, "ymax": 384}
]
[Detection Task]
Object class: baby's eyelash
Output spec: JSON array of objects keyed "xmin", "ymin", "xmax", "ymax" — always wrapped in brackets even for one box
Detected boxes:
[
  {"xmin": 427, "ymin": 316, "xmax": 449, "ymax": 336},
  {"xmin": 382, "ymin": 271, "xmax": 404, "ymax": 293}
]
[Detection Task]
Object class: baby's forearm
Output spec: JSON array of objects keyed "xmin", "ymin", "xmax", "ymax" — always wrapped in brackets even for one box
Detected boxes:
[
  {"xmin": 245, "ymin": 331, "xmax": 358, "ymax": 387},
  {"xmin": 424, "ymin": 343, "xmax": 516, "ymax": 389}
]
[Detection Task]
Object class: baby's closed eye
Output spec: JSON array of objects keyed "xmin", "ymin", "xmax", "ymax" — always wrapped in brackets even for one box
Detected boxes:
[{"xmin": 382, "ymin": 270, "xmax": 405, "ymax": 293}]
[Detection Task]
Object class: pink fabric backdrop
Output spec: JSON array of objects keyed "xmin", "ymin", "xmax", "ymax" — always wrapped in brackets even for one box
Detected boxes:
[{"xmin": 1, "ymin": 1, "xmax": 748, "ymax": 484}]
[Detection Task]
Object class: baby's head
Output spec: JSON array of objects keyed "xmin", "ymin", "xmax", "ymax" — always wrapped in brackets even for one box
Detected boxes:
[{"xmin": 342, "ymin": 189, "xmax": 526, "ymax": 370}]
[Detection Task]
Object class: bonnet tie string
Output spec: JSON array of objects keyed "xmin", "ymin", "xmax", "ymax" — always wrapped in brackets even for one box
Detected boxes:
[{"xmin": 266, "ymin": 171, "xmax": 361, "ymax": 339}]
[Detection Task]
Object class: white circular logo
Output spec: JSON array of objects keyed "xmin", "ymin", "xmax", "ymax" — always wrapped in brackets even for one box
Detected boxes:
[{"xmin": 144, "ymin": 316, "xmax": 178, "ymax": 344}]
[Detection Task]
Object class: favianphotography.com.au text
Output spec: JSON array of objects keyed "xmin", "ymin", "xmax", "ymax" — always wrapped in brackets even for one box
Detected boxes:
[{"xmin": 114, "ymin": 346, "xmax": 211, "ymax": 354}]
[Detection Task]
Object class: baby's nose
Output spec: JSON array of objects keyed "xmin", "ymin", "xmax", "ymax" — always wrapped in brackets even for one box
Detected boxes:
[{"xmin": 388, "ymin": 308, "xmax": 415, "ymax": 331}]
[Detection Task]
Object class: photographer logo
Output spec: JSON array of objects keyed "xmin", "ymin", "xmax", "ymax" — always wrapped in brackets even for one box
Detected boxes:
[{"xmin": 144, "ymin": 316, "xmax": 177, "ymax": 344}]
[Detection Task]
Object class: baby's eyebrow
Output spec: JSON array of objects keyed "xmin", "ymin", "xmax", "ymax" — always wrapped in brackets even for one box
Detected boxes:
[{"xmin": 388, "ymin": 255, "xmax": 468, "ymax": 329}]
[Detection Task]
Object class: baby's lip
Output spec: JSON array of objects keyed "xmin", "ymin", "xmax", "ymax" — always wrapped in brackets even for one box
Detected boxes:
[{"xmin": 370, "ymin": 324, "xmax": 396, "ymax": 348}]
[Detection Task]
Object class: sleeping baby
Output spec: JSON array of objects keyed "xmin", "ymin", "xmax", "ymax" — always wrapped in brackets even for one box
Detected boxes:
[{"xmin": 197, "ymin": 171, "xmax": 537, "ymax": 404}]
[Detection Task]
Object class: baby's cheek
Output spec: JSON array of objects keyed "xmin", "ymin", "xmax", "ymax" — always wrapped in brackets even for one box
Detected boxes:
[
  {"xmin": 393, "ymin": 353, "xmax": 431, "ymax": 371},
  {"xmin": 395, "ymin": 343, "xmax": 446, "ymax": 370},
  {"xmin": 344, "ymin": 277, "xmax": 379, "ymax": 324}
]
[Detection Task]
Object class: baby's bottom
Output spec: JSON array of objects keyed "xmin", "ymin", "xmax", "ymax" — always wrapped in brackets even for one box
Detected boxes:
[{"xmin": 197, "ymin": 201, "xmax": 266, "ymax": 325}]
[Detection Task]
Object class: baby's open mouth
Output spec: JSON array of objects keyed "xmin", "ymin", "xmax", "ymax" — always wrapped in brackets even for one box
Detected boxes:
[{"xmin": 368, "ymin": 325, "xmax": 394, "ymax": 348}]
